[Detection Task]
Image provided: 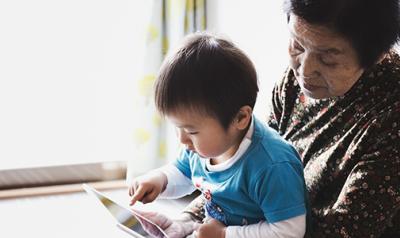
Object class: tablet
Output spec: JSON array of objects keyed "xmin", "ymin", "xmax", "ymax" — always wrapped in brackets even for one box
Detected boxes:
[{"xmin": 82, "ymin": 184, "xmax": 169, "ymax": 238}]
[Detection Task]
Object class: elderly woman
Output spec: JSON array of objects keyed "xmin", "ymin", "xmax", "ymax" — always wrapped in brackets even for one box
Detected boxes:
[
  {"xmin": 265, "ymin": 0, "xmax": 400, "ymax": 237},
  {"xmin": 133, "ymin": 0, "xmax": 400, "ymax": 237}
]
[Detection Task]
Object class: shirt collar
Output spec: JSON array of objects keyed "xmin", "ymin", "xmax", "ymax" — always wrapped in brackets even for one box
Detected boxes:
[{"xmin": 206, "ymin": 116, "xmax": 254, "ymax": 172}]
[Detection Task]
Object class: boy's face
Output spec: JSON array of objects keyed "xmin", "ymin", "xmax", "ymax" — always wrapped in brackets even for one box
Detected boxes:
[{"xmin": 167, "ymin": 109, "xmax": 242, "ymax": 162}]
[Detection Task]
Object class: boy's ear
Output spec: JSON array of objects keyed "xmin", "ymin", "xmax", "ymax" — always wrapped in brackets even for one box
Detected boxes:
[{"xmin": 234, "ymin": 106, "xmax": 252, "ymax": 130}]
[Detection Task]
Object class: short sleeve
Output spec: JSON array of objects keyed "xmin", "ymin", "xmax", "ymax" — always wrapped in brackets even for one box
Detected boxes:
[
  {"xmin": 252, "ymin": 162, "xmax": 307, "ymax": 223},
  {"xmin": 173, "ymin": 149, "xmax": 192, "ymax": 179}
]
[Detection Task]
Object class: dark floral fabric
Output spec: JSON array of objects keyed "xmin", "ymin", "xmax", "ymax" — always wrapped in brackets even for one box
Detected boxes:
[{"xmin": 267, "ymin": 51, "xmax": 400, "ymax": 237}]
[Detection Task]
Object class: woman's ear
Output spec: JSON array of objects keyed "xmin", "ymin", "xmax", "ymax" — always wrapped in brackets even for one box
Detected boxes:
[
  {"xmin": 376, "ymin": 53, "xmax": 387, "ymax": 64},
  {"xmin": 234, "ymin": 106, "xmax": 252, "ymax": 130}
]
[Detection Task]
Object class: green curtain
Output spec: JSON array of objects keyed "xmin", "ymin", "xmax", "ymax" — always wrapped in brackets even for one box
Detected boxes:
[{"xmin": 128, "ymin": 0, "xmax": 207, "ymax": 178}]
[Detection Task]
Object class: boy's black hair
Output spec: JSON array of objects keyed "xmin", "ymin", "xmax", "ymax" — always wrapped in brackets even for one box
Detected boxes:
[
  {"xmin": 283, "ymin": 0, "xmax": 400, "ymax": 69},
  {"xmin": 155, "ymin": 32, "xmax": 258, "ymax": 130}
]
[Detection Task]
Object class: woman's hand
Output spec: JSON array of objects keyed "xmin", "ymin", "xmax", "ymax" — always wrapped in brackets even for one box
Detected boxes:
[
  {"xmin": 195, "ymin": 218, "xmax": 226, "ymax": 238},
  {"xmin": 128, "ymin": 171, "xmax": 168, "ymax": 205},
  {"xmin": 132, "ymin": 209, "xmax": 201, "ymax": 238}
]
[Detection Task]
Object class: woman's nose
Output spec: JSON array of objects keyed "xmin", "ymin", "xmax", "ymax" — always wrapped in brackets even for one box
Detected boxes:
[{"xmin": 299, "ymin": 53, "xmax": 319, "ymax": 78}]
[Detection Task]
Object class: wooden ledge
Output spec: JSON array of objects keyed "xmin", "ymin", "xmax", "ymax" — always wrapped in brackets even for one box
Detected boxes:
[{"xmin": 0, "ymin": 179, "xmax": 128, "ymax": 200}]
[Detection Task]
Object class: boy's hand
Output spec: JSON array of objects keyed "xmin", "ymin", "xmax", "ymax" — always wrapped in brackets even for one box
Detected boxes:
[
  {"xmin": 195, "ymin": 218, "xmax": 226, "ymax": 238},
  {"xmin": 131, "ymin": 209, "xmax": 201, "ymax": 238},
  {"xmin": 128, "ymin": 171, "xmax": 168, "ymax": 205}
]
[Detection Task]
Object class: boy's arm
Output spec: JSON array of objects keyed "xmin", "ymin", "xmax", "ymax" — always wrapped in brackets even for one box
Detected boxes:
[
  {"xmin": 254, "ymin": 162, "xmax": 306, "ymax": 223},
  {"xmin": 196, "ymin": 215, "xmax": 305, "ymax": 238},
  {"xmin": 128, "ymin": 164, "xmax": 195, "ymax": 205},
  {"xmin": 157, "ymin": 163, "xmax": 196, "ymax": 198},
  {"xmin": 128, "ymin": 149, "xmax": 195, "ymax": 204},
  {"xmin": 197, "ymin": 161, "xmax": 307, "ymax": 238},
  {"xmin": 128, "ymin": 169, "xmax": 168, "ymax": 205},
  {"xmin": 224, "ymin": 214, "xmax": 306, "ymax": 238}
]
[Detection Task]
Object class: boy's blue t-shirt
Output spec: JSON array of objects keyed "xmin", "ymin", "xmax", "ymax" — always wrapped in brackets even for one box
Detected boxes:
[{"xmin": 174, "ymin": 117, "xmax": 307, "ymax": 226}]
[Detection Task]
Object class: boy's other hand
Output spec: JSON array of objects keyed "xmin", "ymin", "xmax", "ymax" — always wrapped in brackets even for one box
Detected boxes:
[
  {"xmin": 128, "ymin": 171, "xmax": 168, "ymax": 206},
  {"xmin": 131, "ymin": 209, "xmax": 201, "ymax": 238},
  {"xmin": 195, "ymin": 218, "xmax": 226, "ymax": 238}
]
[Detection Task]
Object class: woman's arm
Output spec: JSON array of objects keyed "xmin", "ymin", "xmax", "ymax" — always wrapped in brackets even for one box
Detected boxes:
[
  {"xmin": 266, "ymin": 68, "xmax": 302, "ymax": 137},
  {"xmin": 181, "ymin": 195, "xmax": 207, "ymax": 222},
  {"xmin": 266, "ymin": 70, "xmax": 287, "ymax": 132},
  {"xmin": 306, "ymin": 112, "xmax": 400, "ymax": 237},
  {"xmin": 307, "ymin": 158, "xmax": 400, "ymax": 237}
]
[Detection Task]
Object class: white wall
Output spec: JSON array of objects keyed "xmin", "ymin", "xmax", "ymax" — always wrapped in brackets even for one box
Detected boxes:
[
  {"xmin": 0, "ymin": 1, "xmax": 291, "ymax": 170},
  {"xmin": 0, "ymin": 0, "xmax": 152, "ymax": 169},
  {"xmin": 207, "ymin": 0, "xmax": 290, "ymax": 120}
]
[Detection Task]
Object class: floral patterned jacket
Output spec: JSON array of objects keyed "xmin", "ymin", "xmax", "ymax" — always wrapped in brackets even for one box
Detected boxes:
[{"xmin": 267, "ymin": 51, "xmax": 400, "ymax": 237}]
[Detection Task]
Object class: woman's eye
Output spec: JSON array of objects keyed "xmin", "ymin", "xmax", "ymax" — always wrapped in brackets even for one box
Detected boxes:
[
  {"xmin": 289, "ymin": 40, "xmax": 303, "ymax": 55},
  {"xmin": 294, "ymin": 42, "xmax": 303, "ymax": 50},
  {"xmin": 322, "ymin": 61, "xmax": 338, "ymax": 67},
  {"xmin": 319, "ymin": 55, "xmax": 338, "ymax": 67}
]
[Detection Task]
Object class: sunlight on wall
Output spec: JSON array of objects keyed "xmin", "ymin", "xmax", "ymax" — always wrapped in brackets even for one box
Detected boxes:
[
  {"xmin": 0, "ymin": 0, "xmax": 290, "ymax": 170},
  {"xmin": 0, "ymin": 0, "xmax": 152, "ymax": 169},
  {"xmin": 208, "ymin": 0, "xmax": 290, "ymax": 120}
]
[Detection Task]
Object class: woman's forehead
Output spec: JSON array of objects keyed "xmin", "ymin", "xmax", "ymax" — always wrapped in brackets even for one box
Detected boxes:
[{"xmin": 288, "ymin": 14, "xmax": 347, "ymax": 52}]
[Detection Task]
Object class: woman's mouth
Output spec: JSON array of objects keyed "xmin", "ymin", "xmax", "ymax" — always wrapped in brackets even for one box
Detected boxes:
[
  {"xmin": 295, "ymin": 74, "xmax": 324, "ymax": 91},
  {"xmin": 303, "ymin": 82, "xmax": 323, "ymax": 91},
  {"xmin": 303, "ymin": 83, "xmax": 321, "ymax": 91}
]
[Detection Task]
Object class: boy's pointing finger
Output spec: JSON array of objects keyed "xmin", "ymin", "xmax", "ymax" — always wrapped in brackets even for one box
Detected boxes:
[{"xmin": 129, "ymin": 185, "xmax": 147, "ymax": 206}]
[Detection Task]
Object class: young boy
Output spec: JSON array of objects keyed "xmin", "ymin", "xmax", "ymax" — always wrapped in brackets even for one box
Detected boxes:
[{"xmin": 129, "ymin": 33, "xmax": 307, "ymax": 238}]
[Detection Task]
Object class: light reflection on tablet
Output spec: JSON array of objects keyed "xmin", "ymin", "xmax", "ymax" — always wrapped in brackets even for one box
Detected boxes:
[{"xmin": 82, "ymin": 184, "xmax": 168, "ymax": 238}]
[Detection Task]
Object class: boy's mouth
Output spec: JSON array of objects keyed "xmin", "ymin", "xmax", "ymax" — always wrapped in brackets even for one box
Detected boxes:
[{"xmin": 187, "ymin": 146, "xmax": 196, "ymax": 152}]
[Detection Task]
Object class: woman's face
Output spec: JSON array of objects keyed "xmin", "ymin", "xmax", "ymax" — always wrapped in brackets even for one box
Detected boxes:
[{"xmin": 288, "ymin": 14, "xmax": 364, "ymax": 99}]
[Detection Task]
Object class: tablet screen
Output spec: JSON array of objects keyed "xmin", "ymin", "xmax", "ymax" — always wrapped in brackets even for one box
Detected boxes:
[{"xmin": 82, "ymin": 184, "xmax": 168, "ymax": 238}]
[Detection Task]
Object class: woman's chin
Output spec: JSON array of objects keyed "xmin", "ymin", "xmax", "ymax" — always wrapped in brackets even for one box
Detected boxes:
[{"xmin": 301, "ymin": 86, "xmax": 330, "ymax": 99}]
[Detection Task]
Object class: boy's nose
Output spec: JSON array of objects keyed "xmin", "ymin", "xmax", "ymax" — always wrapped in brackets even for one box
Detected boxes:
[
  {"xmin": 177, "ymin": 129, "xmax": 191, "ymax": 145},
  {"xmin": 177, "ymin": 130, "xmax": 195, "ymax": 151}
]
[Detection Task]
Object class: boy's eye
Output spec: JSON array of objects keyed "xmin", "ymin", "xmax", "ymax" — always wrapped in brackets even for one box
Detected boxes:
[
  {"xmin": 183, "ymin": 129, "xmax": 198, "ymax": 135},
  {"xmin": 182, "ymin": 128, "xmax": 198, "ymax": 135}
]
